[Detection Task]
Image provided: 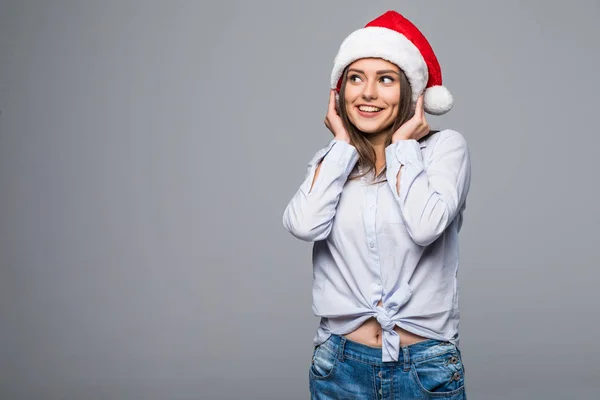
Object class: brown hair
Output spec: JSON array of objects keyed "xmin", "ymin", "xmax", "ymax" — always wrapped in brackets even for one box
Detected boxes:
[{"xmin": 337, "ymin": 65, "xmax": 413, "ymax": 182}]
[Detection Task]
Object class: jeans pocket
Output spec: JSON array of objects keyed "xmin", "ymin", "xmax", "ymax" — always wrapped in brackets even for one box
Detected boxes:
[
  {"xmin": 411, "ymin": 348, "xmax": 465, "ymax": 397},
  {"xmin": 309, "ymin": 343, "xmax": 338, "ymax": 381}
]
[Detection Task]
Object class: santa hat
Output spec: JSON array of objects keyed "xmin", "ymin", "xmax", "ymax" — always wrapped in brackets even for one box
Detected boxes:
[{"xmin": 331, "ymin": 10, "xmax": 453, "ymax": 115}]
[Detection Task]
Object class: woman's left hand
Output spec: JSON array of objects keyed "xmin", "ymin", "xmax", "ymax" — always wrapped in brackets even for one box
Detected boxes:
[{"xmin": 391, "ymin": 94, "xmax": 430, "ymax": 143}]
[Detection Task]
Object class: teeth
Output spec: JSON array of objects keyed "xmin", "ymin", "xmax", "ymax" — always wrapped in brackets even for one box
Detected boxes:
[{"xmin": 359, "ymin": 106, "xmax": 382, "ymax": 112}]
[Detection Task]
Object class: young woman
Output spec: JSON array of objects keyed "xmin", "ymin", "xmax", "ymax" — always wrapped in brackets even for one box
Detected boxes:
[{"xmin": 283, "ymin": 10, "xmax": 471, "ymax": 399}]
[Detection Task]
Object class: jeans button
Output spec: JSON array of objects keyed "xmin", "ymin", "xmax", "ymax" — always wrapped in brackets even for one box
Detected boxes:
[
  {"xmin": 452, "ymin": 372, "xmax": 461, "ymax": 381},
  {"xmin": 378, "ymin": 371, "xmax": 382, "ymax": 378}
]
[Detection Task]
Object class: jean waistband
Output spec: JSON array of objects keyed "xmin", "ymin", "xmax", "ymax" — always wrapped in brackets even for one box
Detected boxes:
[{"xmin": 321, "ymin": 334, "xmax": 457, "ymax": 367}]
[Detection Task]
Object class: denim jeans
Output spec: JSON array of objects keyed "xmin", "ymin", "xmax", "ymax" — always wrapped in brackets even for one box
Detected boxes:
[{"xmin": 309, "ymin": 334, "xmax": 467, "ymax": 399}]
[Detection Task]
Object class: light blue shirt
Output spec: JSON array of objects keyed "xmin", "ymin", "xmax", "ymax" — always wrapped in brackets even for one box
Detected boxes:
[{"xmin": 283, "ymin": 129, "xmax": 471, "ymax": 362}]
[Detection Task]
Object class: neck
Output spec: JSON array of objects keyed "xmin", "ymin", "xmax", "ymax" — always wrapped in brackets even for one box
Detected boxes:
[{"xmin": 363, "ymin": 129, "xmax": 390, "ymax": 174}]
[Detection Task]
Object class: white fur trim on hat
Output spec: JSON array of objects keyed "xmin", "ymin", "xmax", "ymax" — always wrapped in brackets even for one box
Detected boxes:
[
  {"xmin": 423, "ymin": 85, "xmax": 453, "ymax": 115},
  {"xmin": 330, "ymin": 27, "xmax": 428, "ymax": 104}
]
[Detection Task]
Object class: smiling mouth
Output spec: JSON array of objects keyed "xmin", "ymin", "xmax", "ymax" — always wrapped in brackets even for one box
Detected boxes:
[
  {"xmin": 357, "ymin": 105, "xmax": 383, "ymax": 112},
  {"xmin": 356, "ymin": 105, "xmax": 384, "ymax": 118}
]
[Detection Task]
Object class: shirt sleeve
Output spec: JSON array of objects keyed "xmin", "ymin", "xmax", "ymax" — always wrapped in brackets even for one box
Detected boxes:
[
  {"xmin": 384, "ymin": 130, "xmax": 471, "ymax": 246},
  {"xmin": 283, "ymin": 139, "xmax": 359, "ymax": 242}
]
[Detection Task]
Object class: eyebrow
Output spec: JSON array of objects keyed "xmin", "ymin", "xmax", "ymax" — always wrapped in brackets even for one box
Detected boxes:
[{"xmin": 348, "ymin": 68, "xmax": 400, "ymax": 76}]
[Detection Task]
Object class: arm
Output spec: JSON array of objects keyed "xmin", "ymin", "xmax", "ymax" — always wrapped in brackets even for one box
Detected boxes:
[
  {"xmin": 282, "ymin": 139, "xmax": 359, "ymax": 242},
  {"xmin": 385, "ymin": 130, "xmax": 471, "ymax": 246}
]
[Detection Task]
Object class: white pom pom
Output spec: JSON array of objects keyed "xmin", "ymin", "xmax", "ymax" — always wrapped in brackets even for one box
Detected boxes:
[{"xmin": 423, "ymin": 85, "xmax": 454, "ymax": 115}]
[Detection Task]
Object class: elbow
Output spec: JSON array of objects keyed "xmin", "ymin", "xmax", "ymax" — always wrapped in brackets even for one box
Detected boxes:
[
  {"xmin": 282, "ymin": 207, "xmax": 332, "ymax": 242},
  {"xmin": 283, "ymin": 218, "xmax": 332, "ymax": 242},
  {"xmin": 290, "ymin": 228, "xmax": 332, "ymax": 242},
  {"xmin": 408, "ymin": 230, "xmax": 439, "ymax": 247},
  {"xmin": 406, "ymin": 212, "xmax": 450, "ymax": 247}
]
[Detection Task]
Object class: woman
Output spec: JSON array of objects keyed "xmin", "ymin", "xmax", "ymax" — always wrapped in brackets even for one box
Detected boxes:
[{"xmin": 283, "ymin": 10, "xmax": 471, "ymax": 399}]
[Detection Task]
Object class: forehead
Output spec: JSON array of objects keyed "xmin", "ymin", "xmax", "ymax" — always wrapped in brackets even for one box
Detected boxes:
[{"xmin": 348, "ymin": 57, "xmax": 400, "ymax": 72}]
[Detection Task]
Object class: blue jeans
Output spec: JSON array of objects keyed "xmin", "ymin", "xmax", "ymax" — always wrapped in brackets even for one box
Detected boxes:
[{"xmin": 309, "ymin": 334, "xmax": 467, "ymax": 399}]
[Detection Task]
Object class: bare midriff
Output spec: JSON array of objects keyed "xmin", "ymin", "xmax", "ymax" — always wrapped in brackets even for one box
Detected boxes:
[{"xmin": 343, "ymin": 300, "xmax": 428, "ymax": 347}]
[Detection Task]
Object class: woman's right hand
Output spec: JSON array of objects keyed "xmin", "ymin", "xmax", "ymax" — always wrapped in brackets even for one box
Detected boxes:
[{"xmin": 324, "ymin": 89, "xmax": 351, "ymax": 144}]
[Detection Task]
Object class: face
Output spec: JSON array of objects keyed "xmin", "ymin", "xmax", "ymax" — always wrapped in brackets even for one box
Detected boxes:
[{"xmin": 342, "ymin": 58, "xmax": 402, "ymax": 135}]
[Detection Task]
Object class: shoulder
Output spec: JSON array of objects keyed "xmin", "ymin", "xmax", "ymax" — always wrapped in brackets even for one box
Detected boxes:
[
  {"xmin": 434, "ymin": 129, "xmax": 468, "ymax": 145},
  {"xmin": 428, "ymin": 129, "xmax": 469, "ymax": 153}
]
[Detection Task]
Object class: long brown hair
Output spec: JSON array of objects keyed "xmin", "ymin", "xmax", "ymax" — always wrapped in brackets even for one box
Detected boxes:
[{"xmin": 337, "ymin": 64, "xmax": 413, "ymax": 182}]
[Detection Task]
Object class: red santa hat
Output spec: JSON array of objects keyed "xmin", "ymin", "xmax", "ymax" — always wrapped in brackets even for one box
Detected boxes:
[{"xmin": 331, "ymin": 10, "xmax": 453, "ymax": 115}]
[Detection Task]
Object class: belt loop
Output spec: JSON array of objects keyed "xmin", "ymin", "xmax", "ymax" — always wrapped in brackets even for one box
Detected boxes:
[
  {"xmin": 338, "ymin": 336, "xmax": 347, "ymax": 362},
  {"xmin": 402, "ymin": 345, "xmax": 410, "ymax": 372}
]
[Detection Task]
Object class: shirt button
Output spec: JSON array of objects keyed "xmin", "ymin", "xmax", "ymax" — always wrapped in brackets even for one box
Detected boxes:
[
  {"xmin": 370, "ymin": 205, "xmax": 375, "ymax": 210},
  {"xmin": 369, "ymin": 242, "xmax": 374, "ymax": 248}
]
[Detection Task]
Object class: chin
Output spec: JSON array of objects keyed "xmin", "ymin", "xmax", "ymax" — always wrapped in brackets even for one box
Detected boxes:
[
  {"xmin": 349, "ymin": 113, "xmax": 394, "ymax": 135},
  {"xmin": 352, "ymin": 120, "xmax": 394, "ymax": 135},
  {"xmin": 357, "ymin": 126, "xmax": 382, "ymax": 134}
]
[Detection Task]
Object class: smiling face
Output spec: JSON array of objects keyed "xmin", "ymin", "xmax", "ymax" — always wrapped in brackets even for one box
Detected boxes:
[{"xmin": 342, "ymin": 58, "xmax": 403, "ymax": 135}]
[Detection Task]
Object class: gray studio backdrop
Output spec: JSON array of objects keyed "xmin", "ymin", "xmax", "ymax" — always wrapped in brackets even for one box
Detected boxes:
[{"xmin": 1, "ymin": 1, "xmax": 598, "ymax": 399}]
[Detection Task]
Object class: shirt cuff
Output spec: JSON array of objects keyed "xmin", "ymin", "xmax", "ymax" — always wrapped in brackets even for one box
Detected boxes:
[
  {"xmin": 308, "ymin": 139, "xmax": 337, "ymax": 167},
  {"xmin": 386, "ymin": 139, "xmax": 425, "ymax": 168},
  {"xmin": 319, "ymin": 139, "xmax": 359, "ymax": 175},
  {"xmin": 300, "ymin": 139, "xmax": 359, "ymax": 196}
]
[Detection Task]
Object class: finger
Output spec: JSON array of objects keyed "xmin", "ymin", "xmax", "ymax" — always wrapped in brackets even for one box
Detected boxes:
[
  {"xmin": 328, "ymin": 89, "xmax": 338, "ymax": 116},
  {"xmin": 415, "ymin": 94, "xmax": 425, "ymax": 118}
]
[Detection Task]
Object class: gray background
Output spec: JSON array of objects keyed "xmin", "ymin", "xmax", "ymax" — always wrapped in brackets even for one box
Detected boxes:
[{"xmin": 0, "ymin": 0, "xmax": 598, "ymax": 399}]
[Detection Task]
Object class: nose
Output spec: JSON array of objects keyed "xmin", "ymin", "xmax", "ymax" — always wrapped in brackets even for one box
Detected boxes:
[{"xmin": 362, "ymin": 80, "xmax": 378, "ymax": 101}]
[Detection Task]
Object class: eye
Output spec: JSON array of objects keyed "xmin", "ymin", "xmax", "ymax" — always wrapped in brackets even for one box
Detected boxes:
[
  {"xmin": 348, "ymin": 74, "xmax": 362, "ymax": 83},
  {"xmin": 380, "ymin": 76, "xmax": 395, "ymax": 84}
]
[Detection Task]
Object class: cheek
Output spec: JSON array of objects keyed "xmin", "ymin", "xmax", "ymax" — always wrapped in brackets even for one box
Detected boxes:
[
  {"xmin": 343, "ymin": 92, "xmax": 358, "ymax": 118},
  {"xmin": 346, "ymin": 106, "xmax": 359, "ymax": 126},
  {"xmin": 343, "ymin": 87, "xmax": 359, "ymax": 106},
  {"xmin": 383, "ymin": 92, "xmax": 401, "ymax": 118}
]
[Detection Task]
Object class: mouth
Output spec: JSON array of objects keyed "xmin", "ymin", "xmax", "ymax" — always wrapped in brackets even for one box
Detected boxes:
[{"xmin": 356, "ymin": 105, "xmax": 384, "ymax": 118}]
